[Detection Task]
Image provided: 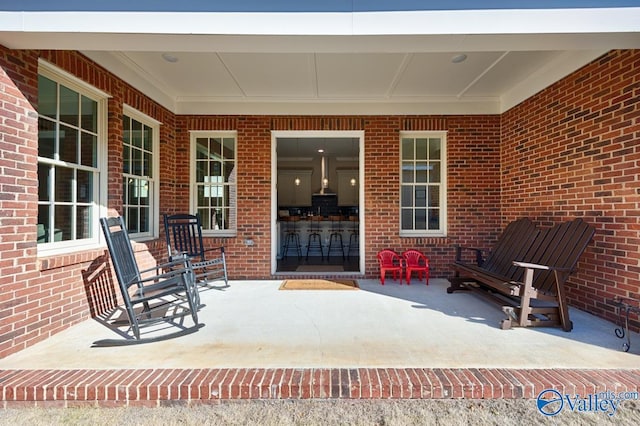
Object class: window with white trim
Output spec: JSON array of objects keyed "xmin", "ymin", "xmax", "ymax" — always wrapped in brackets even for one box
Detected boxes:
[
  {"xmin": 191, "ymin": 132, "xmax": 237, "ymax": 236},
  {"xmin": 122, "ymin": 108, "xmax": 159, "ymax": 239},
  {"xmin": 37, "ymin": 64, "xmax": 107, "ymax": 251},
  {"xmin": 400, "ymin": 132, "xmax": 447, "ymax": 236}
]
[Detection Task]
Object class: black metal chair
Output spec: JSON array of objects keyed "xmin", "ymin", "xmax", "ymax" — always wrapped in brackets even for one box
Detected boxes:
[
  {"xmin": 163, "ymin": 213, "xmax": 229, "ymax": 287},
  {"xmin": 99, "ymin": 216, "xmax": 201, "ymax": 341}
]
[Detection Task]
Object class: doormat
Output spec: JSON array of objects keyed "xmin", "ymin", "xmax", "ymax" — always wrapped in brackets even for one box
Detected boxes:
[
  {"xmin": 296, "ymin": 265, "xmax": 344, "ymax": 272},
  {"xmin": 279, "ymin": 279, "xmax": 358, "ymax": 290}
]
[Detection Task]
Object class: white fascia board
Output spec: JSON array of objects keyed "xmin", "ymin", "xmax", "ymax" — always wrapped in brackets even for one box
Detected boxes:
[
  {"xmin": 354, "ymin": 8, "xmax": 640, "ymax": 36},
  {"xmin": 2, "ymin": 8, "xmax": 639, "ymax": 37}
]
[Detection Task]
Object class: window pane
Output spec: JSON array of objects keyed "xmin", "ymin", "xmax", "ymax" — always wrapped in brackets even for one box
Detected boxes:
[
  {"xmin": 196, "ymin": 138, "xmax": 208, "ymax": 159},
  {"xmin": 38, "ymin": 164, "xmax": 50, "ymax": 201},
  {"xmin": 55, "ymin": 166, "xmax": 73, "ymax": 203},
  {"xmin": 416, "ymin": 162, "xmax": 428, "ymax": 183},
  {"xmin": 38, "ymin": 118, "xmax": 55, "ymax": 159},
  {"xmin": 210, "ymin": 161, "xmax": 222, "ymax": 177},
  {"xmin": 37, "ymin": 205, "xmax": 50, "ymax": 243},
  {"xmin": 223, "ymin": 137, "xmax": 235, "ymax": 160},
  {"xmin": 123, "ymin": 145, "xmax": 131, "ymax": 174},
  {"xmin": 223, "ymin": 162, "xmax": 235, "ymax": 182},
  {"xmin": 144, "ymin": 152, "xmax": 152, "ymax": 177},
  {"xmin": 131, "ymin": 119, "xmax": 142, "ymax": 148},
  {"xmin": 127, "ymin": 207, "xmax": 139, "ymax": 233},
  {"xmin": 198, "ymin": 208, "xmax": 211, "ymax": 229},
  {"xmin": 401, "ymin": 186, "xmax": 412, "ymax": 207},
  {"xmin": 81, "ymin": 132, "xmax": 97, "ymax": 167},
  {"xmin": 415, "ymin": 186, "xmax": 427, "ymax": 207},
  {"xmin": 210, "ymin": 138, "xmax": 223, "ymax": 157},
  {"xmin": 59, "ymin": 85, "xmax": 79, "ymax": 127},
  {"xmin": 429, "ymin": 186, "xmax": 440, "ymax": 208},
  {"xmin": 38, "ymin": 75, "xmax": 57, "ymax": 120},
  {"xmin": 415, "ymin": 209, "xmax": 427, "ymax": 230},
  {"xmin": 55, "ymin": 205, "xmax": 73, "ymax": 241},
  {"xmin": 416, "ymin": 138, "xmax": 428, "ymax": 160},
  {"xmin": 80, "ymin": 95, "xmax": 97, "ymax": 132},
  {"xmin": 401, "ymin": 209, "xmax": 413, "ymax": 229},
  {"xmin": 401, "ymin": 138, "xmax": 413, "ymax": 160},
  {"xmin": 143, "ymin": 125, "xmax": 152, "ymax": 151},
  {"xmin": 401, "ymin": 162, "xmax": 413, "ymax": 183},
  {"xmin": 132, "ymin": 146, "xmax": 142, "ymax": 176},
  {"xmin": 123, "ymin": 116, "xmax": 131, "ymax": 142},
  {"xmin": 76, "ymin": 205, "xmax": 92, "ymax": 239},
  {"xmin": 77, "ymin": 170, "xmax": 93, "ymax": 203},
  {"xmin": 428, "ymin": 209, "xmax": 440, "ymax": 230},
  {"xmin": 139, "ymin": 207, "xmax": 149, "ymax": 233},
  {"xmin": 429, "ymin": 162, "xmax": 441, "ymax": 183},
  {"xmin": 59, "ymin": 124, "xmax": 78, "ymax": 163},
  {"xmin": 429, "ymin": 138, "xmax": 441, "ymax": 159}
]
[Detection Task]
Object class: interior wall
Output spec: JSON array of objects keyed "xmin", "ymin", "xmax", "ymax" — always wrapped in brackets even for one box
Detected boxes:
[{"xmin": 500, "ymin": 49, "xmax": 640, "ymax": 330}]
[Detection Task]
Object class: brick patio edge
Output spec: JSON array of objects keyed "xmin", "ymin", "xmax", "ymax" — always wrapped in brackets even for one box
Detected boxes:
[{"xmin": 1, "ymin": 368, "xmax": 639, "ymax": 408}]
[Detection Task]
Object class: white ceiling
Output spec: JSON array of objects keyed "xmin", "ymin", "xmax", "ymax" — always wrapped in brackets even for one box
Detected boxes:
[{"xmin": 1, "ymin": 8, "xmax": 639, "ymax": 115}]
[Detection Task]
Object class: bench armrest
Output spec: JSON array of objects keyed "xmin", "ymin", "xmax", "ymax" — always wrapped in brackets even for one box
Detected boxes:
[
  {"xmin": 512, "ymin": 261, "xmax": 573, "ymax": 273},
  {"xmin": 454, "ymin": 244, "xmax": 484, "ymax": 265}
]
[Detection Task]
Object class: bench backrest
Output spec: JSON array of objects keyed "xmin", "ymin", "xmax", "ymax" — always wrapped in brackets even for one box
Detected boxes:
[
  {"xmin": 481, "ymin": 218, "xmax": 539, "ymax": 281},
  {"xmin": 523, "ymin": 218, "xmax": 595, "ymax": 294}
]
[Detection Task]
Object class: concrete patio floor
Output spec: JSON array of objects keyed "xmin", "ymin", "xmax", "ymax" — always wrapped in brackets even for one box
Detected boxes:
[
  {"xmin": 1, "ymin": 279, "xmax": 639, "ymax": 406},
  {"xmin": 1, "ymin": 279, "xmax": 638, "ymax": 370}
]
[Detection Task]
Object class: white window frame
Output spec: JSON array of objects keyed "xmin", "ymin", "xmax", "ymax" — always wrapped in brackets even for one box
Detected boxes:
[
  {"xmin": 36, "ymin": 60, "xmax": 109, "ymax": 256},
  {"xmin": 189, "ymin": 131, "xmax": 238, "ymax": 237},
  {"xmin": 122, "ymin": 105, "xmax": 160, "ymax": 241},
  {"xmin": 399, "ymin": 131, "xmax": 447, "ymax": 237}
]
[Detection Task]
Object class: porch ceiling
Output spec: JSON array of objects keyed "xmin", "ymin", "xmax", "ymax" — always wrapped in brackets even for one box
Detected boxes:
[{"xmin": 1, "ymin": 7, "xmax": 639, "ymax": 115}]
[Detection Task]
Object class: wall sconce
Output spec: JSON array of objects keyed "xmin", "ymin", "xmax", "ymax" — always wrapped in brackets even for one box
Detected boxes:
[
  {"xmin": 350, "ymin": 178, "xmax": 357, "ymax": 186},
  {"xmin": 294, "ymin": 177, "xmax": 301, "ymax": 186}
]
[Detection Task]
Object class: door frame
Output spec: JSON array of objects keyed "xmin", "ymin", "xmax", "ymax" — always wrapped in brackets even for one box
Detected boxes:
[{"xmin": 271, "ymin": 130, "xmax": 365, "ymax": 275}]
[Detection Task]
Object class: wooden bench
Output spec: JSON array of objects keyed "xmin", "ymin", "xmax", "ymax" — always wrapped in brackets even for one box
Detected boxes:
[{"xmin": 448, "ymin": 218, "xmax": 595, "ymax": 331}]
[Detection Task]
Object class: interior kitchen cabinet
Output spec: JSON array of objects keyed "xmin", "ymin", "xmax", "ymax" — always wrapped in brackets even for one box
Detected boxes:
[
  {"xmin": 337, "ymin": 169, "xmax": 358, "ymax": 206},
  {"xmin": 277, "ymin": 170, "xmax": 312, "ymax": 206}
]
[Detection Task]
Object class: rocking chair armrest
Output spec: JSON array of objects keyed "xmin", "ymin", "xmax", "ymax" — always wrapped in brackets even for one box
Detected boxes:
[
  {"xmin": 129, "ymin": 257, "xmax": 194, "ymax": 288},
  {"xmin": 203, "ymin": 246, "xmax": 225, "ymax": 254},
  {"xmin": 512, "ymin": 261, "xmax": 573, "ymax": 273}
]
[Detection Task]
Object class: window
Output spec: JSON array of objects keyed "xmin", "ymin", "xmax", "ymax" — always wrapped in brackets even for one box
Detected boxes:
[
  {"xmin": 122, "ymin": 107, "xmax": 159, "ymax": 239},
  {"xmin": 400, "ymin": 132, "xmax": 447, "ymax": 236},
  {"xmin": 191, "ymin": 132, "xmax": 237, "ymax": 236},
  {"xmin": 37, "ymin": 63, "xmax": 107, "ymax": 252}
]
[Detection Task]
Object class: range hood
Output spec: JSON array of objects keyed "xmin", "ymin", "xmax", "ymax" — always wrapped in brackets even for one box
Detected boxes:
[{"xmin": 313, "ymin": 156, "xmax": 336, "ymax": 195}]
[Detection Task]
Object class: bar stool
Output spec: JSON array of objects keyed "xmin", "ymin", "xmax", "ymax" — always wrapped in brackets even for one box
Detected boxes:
[
  {"xmin": 305, "ymin": 215, "xmax": 324, "ymax": 260},
  {"xmin": 327, "ymin": 215, "xmax": 345, "ymax": 259},
  {"xmin": 282, "ymin": 216, "xmax": 302, "ymax": 258},
  {"xmin": 346, "ymin": 215, "xmax": 359, "ymax": 259}
]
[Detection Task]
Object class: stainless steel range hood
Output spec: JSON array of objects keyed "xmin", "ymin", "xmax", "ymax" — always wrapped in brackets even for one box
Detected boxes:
[{"xmin": 313, "ymin": 156, "xmax": 336, "ymax": 195}]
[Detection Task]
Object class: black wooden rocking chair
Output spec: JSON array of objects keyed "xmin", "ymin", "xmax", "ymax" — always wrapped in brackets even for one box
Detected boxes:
[
  {"xmin": 163, "ymin": 213, "xmax": 229, "ymax": 287},
  {"xmin": 99, "ymin": 216, "xmax": 201, "ymax": 343}
]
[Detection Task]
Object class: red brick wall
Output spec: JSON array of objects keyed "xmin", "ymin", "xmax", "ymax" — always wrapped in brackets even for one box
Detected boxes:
[{"xmin": 501, "ymin": 49, "xmax": 640, "ymax": 330}]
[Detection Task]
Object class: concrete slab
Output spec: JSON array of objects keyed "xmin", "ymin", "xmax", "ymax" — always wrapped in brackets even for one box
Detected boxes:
[{"xmin": 1, "ymin": 279, "xmax": 638, "ymax": 370}]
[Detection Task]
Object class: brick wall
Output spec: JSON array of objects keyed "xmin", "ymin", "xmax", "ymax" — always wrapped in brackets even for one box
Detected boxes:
[{"xmin": 501, "ymin": 49, "xmax": 640, "ymax": 330}]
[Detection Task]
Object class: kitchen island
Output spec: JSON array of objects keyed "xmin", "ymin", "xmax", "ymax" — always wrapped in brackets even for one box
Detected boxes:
[{"xmin": 278, "ymin": 215, "xmax": 358, "ymax": 259}]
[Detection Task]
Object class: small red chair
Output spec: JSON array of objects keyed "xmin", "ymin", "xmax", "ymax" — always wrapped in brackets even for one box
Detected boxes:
[
  {"xmin": 402, "ymin": 249, "xmax": 430, "ymax": 285},
  {"xmin": 377, "ymin": 249, "xmax": 404, "ymax": 285}
]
